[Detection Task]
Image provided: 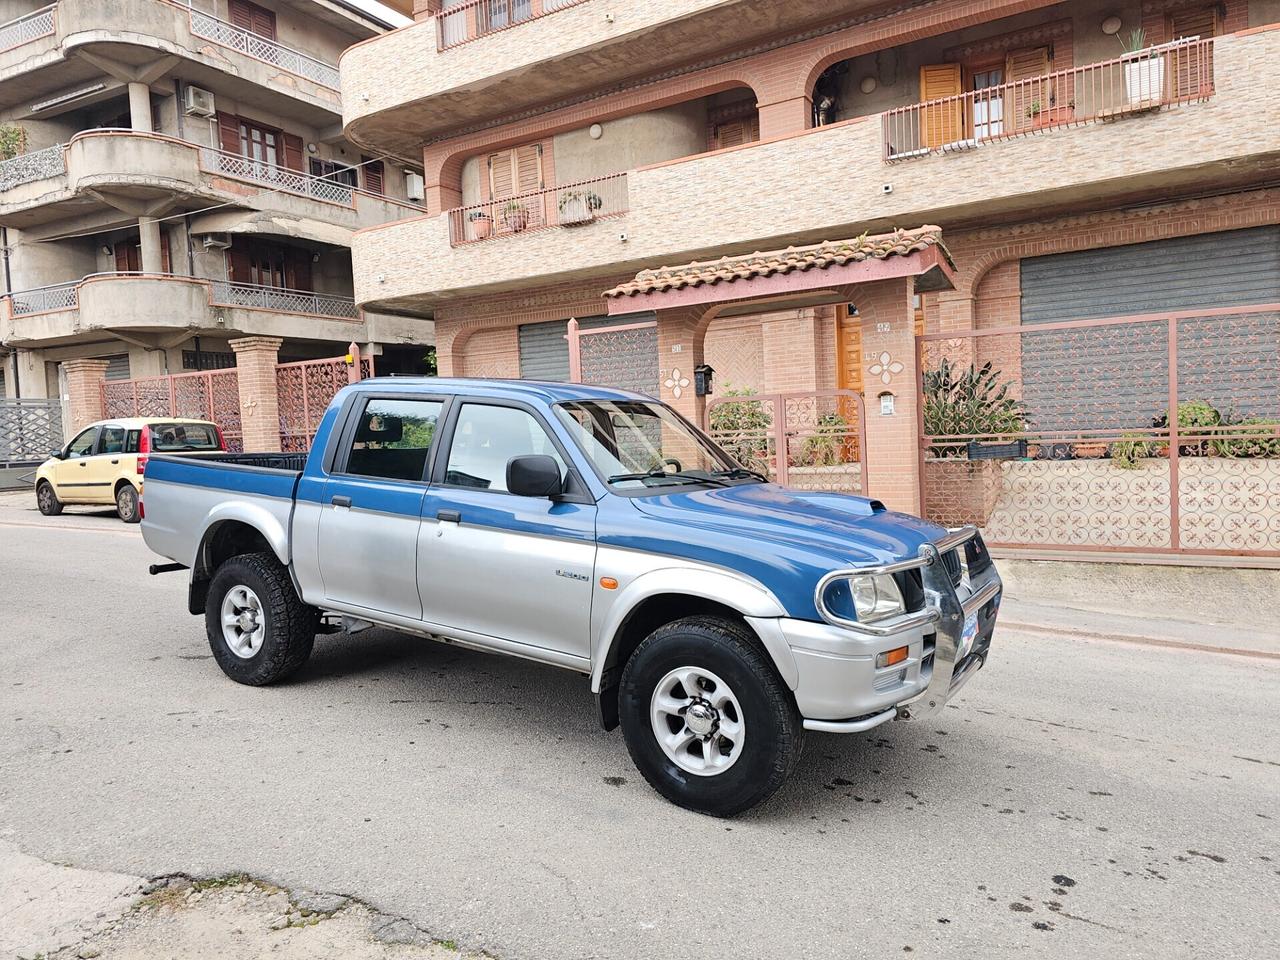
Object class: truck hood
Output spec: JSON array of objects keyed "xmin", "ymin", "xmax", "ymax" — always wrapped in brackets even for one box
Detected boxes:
[{"xmin": 603, "ymin": 482, "xmax": 951, "ymax": 620}]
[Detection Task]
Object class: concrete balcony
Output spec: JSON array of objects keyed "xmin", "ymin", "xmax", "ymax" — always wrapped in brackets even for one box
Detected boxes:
[
  {"xmin": 352, "ymin": 28, "xmax": 1280, "ymax": 313},
  {"xmin": 0, "ymin": 130, "xmax": 422, "ymax": 234},
  {"xmin": 340, "ymin": 0, "xmax": 881, "ymax": 154},
  {"xmin": 0, "ymin": 0, "xmax": 347, "ymax": 119},
  {"xmin": 0, "ymin": 273, "xmax": 369, "ymax": 347}
]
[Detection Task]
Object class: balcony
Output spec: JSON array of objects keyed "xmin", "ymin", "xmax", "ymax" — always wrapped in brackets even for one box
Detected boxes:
[
  {"xmin": 0, "ymin": 130, "xmax": 420, "ymax": 232},
  {"xmin": 0, "ymin": 0, "xmax": 347, "ymax": 116},
  {"xmin": 351, "ymin": 28, "xmax": 1280, "ymax": 312},
  {"xmin": 1, "ymin": 273, "xmax": 366, "ymax": 346},
  {"xmin": 340, "ymin": 0, "xmax": 886, "ymax": 154},
  {"xmin": 446, "ymin": 172, "xmax": 627, "ymax": 244}
]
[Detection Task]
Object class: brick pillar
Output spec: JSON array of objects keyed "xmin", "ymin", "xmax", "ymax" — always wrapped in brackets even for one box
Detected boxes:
[
  {"xmin": 230, "ymin": 336, "xmax": 283, "ymax": 453},
  {"xmin": 853, "ymin": 279, "xmax": 921, "ymax": 515},
  {"xmin": 760, "ymin": 309, "xmax": 820, "ymax": 394},
  {"xmin": 655, "ymin": 307, "xmax": 706, "ymax": 426},
  {"xmin": 757, "ymin": 96, "xmax": 811, "ymax": 139},
  {"xmin": 62, "ymin": 359, "xmax": 110, "ymax": 433}
]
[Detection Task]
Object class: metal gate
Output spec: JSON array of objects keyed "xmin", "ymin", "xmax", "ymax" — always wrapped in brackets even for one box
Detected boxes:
[
  {"xmin": 0, "ymin": 398, "xmax": 63, "ymax": 463},
  {"xmin": 276, "ymin": 352, "xmax": 372, "ymax": 451},
  {"xmin": 102, "ymin": 369, "xmax": 243, "ymax": 451},
  {"xmin": 707, "ymin": 389, "xmax": 867, "ymax": 493},
  {"xmin": 916, "ymin": 303, "xmax": 1280, "ymax": 560},
  {"xmin": 566, "ymin": 316, "xmax": 660, "ymax": 396}
]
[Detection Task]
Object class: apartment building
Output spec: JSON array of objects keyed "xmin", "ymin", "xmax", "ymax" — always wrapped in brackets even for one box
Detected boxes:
[
  {"xmin": 0, "ymin": 0, "xmax": 433, "ymax": 402},
  {"xmin": 341, "ymin": 0, "xmax": 1280, "ymax": 562}
]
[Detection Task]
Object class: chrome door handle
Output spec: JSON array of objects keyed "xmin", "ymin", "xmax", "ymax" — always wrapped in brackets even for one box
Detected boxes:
[{"xmin": 436, "ymin": 509, "xmax": 461, "ymax": 523}]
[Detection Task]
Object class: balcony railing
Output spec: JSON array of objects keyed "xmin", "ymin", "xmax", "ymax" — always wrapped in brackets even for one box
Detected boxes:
[
  {"xmin": 200, "ymin": 147, "xmax": 355, "ymax": 204},
  {"xmin": 883, "ymin": 37, "xmax": 1215, "ymax": 161},
  {"xmin": 186, "ymin": 7, "xmax": 341, "ymax": 89},
  {"xmin": 447, "ymin": 171, "xmax": 628, "ymax": 245},
  {"xmin": 0, "ymin": 143, "xmax": 66, "ymax": 191},
  {"xmin": 437, "ymin": 0, "xmax": 589, "ymax": 51},
  {"xmin": 6, "ymin": 280, "xmax": 78, "ymax": 316},
  {"xmin": 210, "ymin": 280, "xmax": 359, "ymax": 319},
  {"xmin": 5, "ymin": 274, "xmax": 358, "ymax": 320},
  {"xmin": 0, "ymin": 4, "xmax": 55, "ymax": 54}
]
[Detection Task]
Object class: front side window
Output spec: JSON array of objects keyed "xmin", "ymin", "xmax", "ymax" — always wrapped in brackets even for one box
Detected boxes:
[
  {"xmin": 444, "ymin": 403, "xmax": 564, "ymax": 492},
  {"xmin": 66, "ymin": 427, "xmax": 97, "ymax": 459},
  {"xmin": 555, "ymin": 400, "xmax": 743, "ymax": 493},
  {"xmin": 148, "ymin": 423, "xmax": 221, "ymax": 452},
  {"xmin": 343, "ymin": 398, "xmax": 443, "ymax": 482}
]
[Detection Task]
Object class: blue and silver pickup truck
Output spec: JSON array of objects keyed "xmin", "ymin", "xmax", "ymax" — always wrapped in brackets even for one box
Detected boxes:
[{"xmin": 141, "ymin": 378, "xmax": 1001, "ymax": 815}]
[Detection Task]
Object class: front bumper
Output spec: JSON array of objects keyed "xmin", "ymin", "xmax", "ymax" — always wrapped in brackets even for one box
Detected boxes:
[{"xmin": 756, "ymin": 527, "xmax": 1002, "ymax": 732}]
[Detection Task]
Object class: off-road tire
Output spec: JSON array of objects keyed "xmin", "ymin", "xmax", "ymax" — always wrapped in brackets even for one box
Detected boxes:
[
  {"xmin": 36, "ymin": 480, "xmax": 63, "ymax": 516},
  {"xmin": 206, "ymin": 552, "xmax": 318, "ymax": 685},
  {"xmin": 115, "ymin": 483, "xmax": 140, "ymax": 523},
  {"xmin": 618, "ymin": 616, "xmax": 804, "ymax": 817}
]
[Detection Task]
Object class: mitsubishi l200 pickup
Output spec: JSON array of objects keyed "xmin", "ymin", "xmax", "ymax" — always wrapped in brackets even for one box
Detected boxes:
[{"xmin": 140, "ymin": 378, "xmax": 1002, "ymax": 815}]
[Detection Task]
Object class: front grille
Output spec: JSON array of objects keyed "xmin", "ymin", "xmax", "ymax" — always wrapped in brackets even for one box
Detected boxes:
[{"xmin": 939, "ymin": 548, "xmax": 963, "ymax": 588}]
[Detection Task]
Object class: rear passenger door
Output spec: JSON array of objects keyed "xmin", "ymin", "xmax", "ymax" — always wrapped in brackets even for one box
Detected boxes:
[{"xmin": 317, "ymin": 395, "xmax": 446, "ymax": 620}]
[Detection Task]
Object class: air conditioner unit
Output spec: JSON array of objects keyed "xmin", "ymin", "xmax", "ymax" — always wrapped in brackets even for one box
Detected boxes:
[
  {"xmin": 202, "ymin": 233, "xmax": 232, "ymax": 250},
  {"xmin": 404, "ymin": 171, "xmax": 425, "ymax": 202},
  {"xmin": 184, "ymin": 85, "xmax": 216, "ymax": 118}
]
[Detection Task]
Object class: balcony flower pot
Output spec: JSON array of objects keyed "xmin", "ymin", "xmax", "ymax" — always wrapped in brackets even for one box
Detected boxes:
[
  {"xmin": 1124, "ymin": 56, "xmax": 1165, "ymax": 106},
  {"xmin": 501, "ymin": 201, "xmax": 530, "ymax": 233},
  {"xmin": 1072, "ymin": 441, "xmax": 1108, "ymax": 459},
  {"xmin": 468, "ymin": 211, "xmax": 493, "ymax": 240},
  {"xmin": 1031, "ymin": 104, "xmax": 1075, "ymax": 129},
  {"xmin": 558, "ymin": 189, "xmax": 602, "ymax": 226}
]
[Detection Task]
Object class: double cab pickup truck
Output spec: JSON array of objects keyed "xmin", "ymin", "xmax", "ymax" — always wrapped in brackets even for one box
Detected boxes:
[{"xmin": 141, "ymin": 378, "xmax": 1001, "ymax": 816}]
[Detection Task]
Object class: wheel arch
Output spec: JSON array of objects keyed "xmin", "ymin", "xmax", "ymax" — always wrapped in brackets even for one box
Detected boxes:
[{"xmin": 187, "ymin": 510, "xmax": 289, "ymax": 615}]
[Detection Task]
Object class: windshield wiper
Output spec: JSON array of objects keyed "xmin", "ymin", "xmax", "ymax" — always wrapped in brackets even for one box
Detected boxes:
[
  {"xmin": 607, "ymin": 470, "xmax": 727, "ymax": 487},
  {"xmin": 712, "ymin": 467, "xmax": 769, "ymax": 483}
]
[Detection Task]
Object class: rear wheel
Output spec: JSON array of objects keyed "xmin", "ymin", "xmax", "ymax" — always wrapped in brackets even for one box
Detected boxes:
[
  {"xmin": 115, "ymin": 483, "xmax": 140, "ymax": 523},
  {"xmin": 618, "ymin": 616, "xmax": 803, "ymax": 817},
  {"xmin": 36, "ymin": 480, "xmax": 63, "ymax": 516},
  {"xmin": 205, "ymin": 553, "xmax": 318, "ymax": 685}
]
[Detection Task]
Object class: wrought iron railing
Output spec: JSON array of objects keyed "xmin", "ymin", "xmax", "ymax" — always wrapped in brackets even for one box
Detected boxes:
[
  {"xmin": 437, "ymin": 0, "xmax": 590, "ymax": 50},
  {"xmin": 0, "ymin": 4, "xmax": 56, "ymax": 54},
  {"xmin": 5, "ymin": 281, "xmax": 78, "ymax": 316},
  {"xmin": 0, "ymin": 143, "xmax": 66, "ymax": 191},
  {"xmin": 447, "ymin": 171, "xmax": 627, "ymax": 245},
  {"xmin": 187, "ymin": 7, "xmax": 341, "ymax": 89},
  {"xmin": 210, "ymin": 280, "xmax": 359, "ymax": 319},
  {"xmin": 200, "ymin": 147, "xmax": 354, "ymax": 204},
  {"xmin": 883, "ymin": 37, "xmax": 1215, "ymax": 161}
]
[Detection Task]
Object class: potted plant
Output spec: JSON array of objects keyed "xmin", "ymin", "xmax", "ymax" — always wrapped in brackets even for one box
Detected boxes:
[
  {"xmin": 1072, "ymin": 439, "xmax": 1109, "ymax": 458},
  {"xmin": 558, "ymin": 189, "xmax": 603, "ymax": 225},
  {"xmin": 468, "ymin": 209, "xmax": 493, "ymax": 240},
  {"xmin": 1119, "ymin": 28, "xmax": 1164, "ymax": 107},
  {"xmin": 501, "ymin": 200, "xmax": 529, "ymax": 232}
]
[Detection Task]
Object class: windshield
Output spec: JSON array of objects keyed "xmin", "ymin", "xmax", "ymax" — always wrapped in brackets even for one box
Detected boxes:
[
  {"xmin": 555, "ymin": 400, "xmax": 752, "ymax": 492},
  {"xmin": 148, "ymin": 422, "xmax": 221, "ymax": 452}
]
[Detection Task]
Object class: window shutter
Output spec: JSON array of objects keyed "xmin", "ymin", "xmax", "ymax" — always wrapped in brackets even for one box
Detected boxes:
[
  {"xmin": 712, "ymin": 121, "xmax": 746, "ymax": 150},
  {"xmin": 514, "ymin": 143, "xmax": 543, "ymax": 194},
  {"xmin": 919, "ymin": 63, "xmax": 963, "ymax": 148},
  {"xmin": 216, "ymin": 112, "xmax": 241, "ymax": 154},
  {"xmin": 362, "ymin": 157, "xmax": 384, "ymax": 195},
  {"xmin": 287, "ymin": 248, "xmax": 312, "ymax": 292},
  {"xmin": 115, "ymin": 244, "xmax": 134, "ymax": 273},
  {"xmin": 281, "ymin": 133, "xmax": 304, "ymax": 172},
  {"xmin": 229, "ymin": 0, "xmax": 276, "ymax": 40},
  {"xmin": 1170, "ymin": 6, "xmax": 1219, "ymax": 38},
  {"xmin": 160, "ymin": 231, "xmax": 171, "ymax": 273},
  {"xmin": 226, "ymin": 247, "xmax": 252, "ymax": 284},
  {"xmin": 1169, "ymin": 7, "xmax": 1218, "ymax": 99},
  {"xmin": 228, "ymin": 0, "xmax": 253, "ymax": 30},
  {"xmin": 1006, "ymin": 46, "xmax": 1051, "ymax": 132},
  {"xmin": 487, "ymin": 151, "xmax": 514, "ymax": 200}
]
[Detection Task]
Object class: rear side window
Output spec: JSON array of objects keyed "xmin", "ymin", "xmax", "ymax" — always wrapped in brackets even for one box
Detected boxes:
[
  {"xmin": 98, "ymin": 426, "xmax": 126, "ymax": 455},
  {"xmin": 148, "ymin": 422, "xmax": 221, "ymax": 451},
  {"xmin": 342, "ymin": 398, "xmax": 443, "ymax": 481},
  {"xmin": 124, "ymin": 429, "xmax": 142, "ymax": 454}
]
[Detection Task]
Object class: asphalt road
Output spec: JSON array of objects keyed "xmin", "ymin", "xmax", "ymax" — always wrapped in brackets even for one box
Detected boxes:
[{"xmin": 1, "ymin": 495, "xmax": 1277, "ymax": 960}]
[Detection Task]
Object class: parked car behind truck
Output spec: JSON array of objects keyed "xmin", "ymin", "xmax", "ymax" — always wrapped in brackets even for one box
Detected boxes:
[
  {"xmin": 36, "ymin": 417, "xmax": 225, "ymax": 523},
  {"xmin": 140, "ymin": 379, "xmax": 1002, "ymax": 815}
]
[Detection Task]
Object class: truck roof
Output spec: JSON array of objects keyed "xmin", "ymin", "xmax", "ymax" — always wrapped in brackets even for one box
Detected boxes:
[{"xmin": 353, "ymin": 377, "xmax": 655, "ymax": 404}]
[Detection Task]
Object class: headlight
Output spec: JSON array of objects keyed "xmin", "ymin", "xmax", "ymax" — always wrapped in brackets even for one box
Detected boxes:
[{"xmin": 820, "ymin": 573, "xmax": 905, "ymax": 624}]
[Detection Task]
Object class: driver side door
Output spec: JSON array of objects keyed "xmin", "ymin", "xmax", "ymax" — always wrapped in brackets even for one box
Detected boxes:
[{"xmin": 51, "ymin": 426, "xmax": 100, "ymax": 502}]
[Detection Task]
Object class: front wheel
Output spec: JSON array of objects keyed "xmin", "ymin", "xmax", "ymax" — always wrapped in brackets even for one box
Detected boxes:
[
  {"xmin": 205, "ymin": 553, "xmax": 319, "ymax": 685},
  {"xmin": 115, "ymin": 483, "xmax": 140, "ymax": 523},
  {"xmin": 36, "ymin": 480, "xmax": 63, "ymax": 516},
  {"xmin": 618, "ymin": 616, "xmax": 803, "ymax": 817}
]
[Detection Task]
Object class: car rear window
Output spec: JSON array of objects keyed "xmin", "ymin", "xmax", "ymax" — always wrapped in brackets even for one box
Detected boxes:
[{"xmin": 148, "ymin": 422, "xmax": 221, "ymax": 451}]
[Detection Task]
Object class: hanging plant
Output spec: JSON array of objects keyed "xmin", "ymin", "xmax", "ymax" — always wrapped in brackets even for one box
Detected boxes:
[{"xmin": 0, "ymin": 124, "xmax": 27, "ymax": 161}]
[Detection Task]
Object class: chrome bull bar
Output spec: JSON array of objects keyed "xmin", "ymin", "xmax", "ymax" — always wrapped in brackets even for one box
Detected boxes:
[{"xmin": 814, "ymin": 525, "xmax": 1003, "ymax": 721}]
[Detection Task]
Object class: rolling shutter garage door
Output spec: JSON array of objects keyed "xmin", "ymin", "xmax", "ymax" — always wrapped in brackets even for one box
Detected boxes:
[
  {"xmin": 518, "ymin": 314, "xmax": 658, "ymax": 393},
  {"xmin": 1018, "ymin": 226, "xmax": 1280, "ymax": 431}
]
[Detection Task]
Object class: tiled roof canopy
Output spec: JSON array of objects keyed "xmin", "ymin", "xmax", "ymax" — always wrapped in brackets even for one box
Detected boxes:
[{"xmin": 604, "ymin": 226, "xmax": 951, "ymax": 299}]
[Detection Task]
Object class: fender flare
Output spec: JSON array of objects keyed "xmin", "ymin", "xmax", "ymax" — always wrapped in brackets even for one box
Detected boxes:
[
  {"xmin": 192, "ymin": 500, "xmax": 291, "ymax": 572},
  {"xmin": 590, "ymin": 567, "xmax": 798, "ymax": 693}
]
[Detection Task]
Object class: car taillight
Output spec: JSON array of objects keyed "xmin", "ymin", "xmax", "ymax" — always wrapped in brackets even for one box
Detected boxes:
[
  {"xmin": 137, "ymin": 456, "xmax": 148, "ymax": 475},
  {"xmin": 215, "ymin": 425, "xmax": 227, "ymax": 450},
  {"xmin": 138, "ymin": 498, "xmax": 145, "ymax": 520},
  {"xmin": 137, "ymin": 428, "xmax": 149, "ymax": 475}
]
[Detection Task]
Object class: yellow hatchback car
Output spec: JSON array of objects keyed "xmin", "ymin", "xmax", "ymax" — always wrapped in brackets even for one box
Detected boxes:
[{"xmin": 35, "ymin": 417, "xmax": 226, "ymax": 523}]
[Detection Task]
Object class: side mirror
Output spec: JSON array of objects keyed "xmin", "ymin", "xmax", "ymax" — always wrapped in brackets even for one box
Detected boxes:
[
  {"xmin": 50, "ymin": 448, "xmax": 65, "ymax": 460},
  {"xmin": 506, "ymin": 454, "xmax": 562, "ymax": 498}
]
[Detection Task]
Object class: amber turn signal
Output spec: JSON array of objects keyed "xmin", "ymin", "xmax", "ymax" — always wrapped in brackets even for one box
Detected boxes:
[
  {"xmin": 875, "ymin": 646, "xmax": 909, "ymax": 669},
  {"xmin": 600, "ymin": 577, "xmax": 619, "ymax": 590}
]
